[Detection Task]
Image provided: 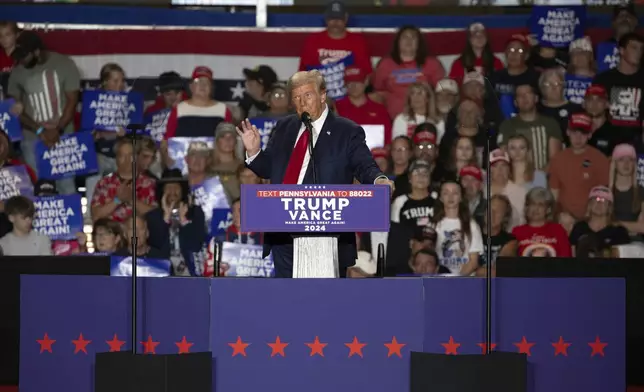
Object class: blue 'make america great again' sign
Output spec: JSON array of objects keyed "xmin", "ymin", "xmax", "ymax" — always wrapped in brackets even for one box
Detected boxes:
[{"xmin": 240, "ymin": 184, "xmax": 390, "ymax": 233}]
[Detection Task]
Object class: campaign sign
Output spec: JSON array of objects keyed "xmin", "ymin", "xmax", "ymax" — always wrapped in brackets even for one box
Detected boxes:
[
  {"xmin": 32, "ymin": 194, "xmax": 83, "ymax": 241},
  {"xmin": 530, "ymin": 6, "xmax": 586, "ymax": 48},
  {"xmin": 249, "ymin": 117, "xmax": 277, "ymax": 150},
  {"xmin": 637, "ymin": 155, "xmax": 644, "ymax": 188},
  {"xmin": 596, "ymin": 41, "xmax": 619, "ymax": 72},
  {"xmin": 240, "ymin": 184, "xmax": 390, "ymax": 233},
  {"xmin": 80, "ymin": 90, "xmax": 144, "ymax": 132},
  {"xmin": 211, "ymin": 207, "xmax": 233, "ymax": 236},
  {"xmin": 192, "ymin": 176, "xmax": 230, "ymax": 230},
  {"xmin": 144, "ymin": 108, "xmax": 171, "ymax": 145},
  {"xmin": 0, "ymin": 165, "xmax": 33, "ymax": 201},
  {"xmin": 308, "ymin": 53, "xmax": 355, "ymax": 100},
  {"xmin": 0, "ymin": 99, "xmax": 22, "ymax": 141},
  {"xmin": 35, "ymin": 131, "xmax": 99, "ymax": 180},
  {"xmin": 167, "ymin": 137, "xmax": 214, "ymax": 175},
  {"xmin": 564, "ymin": 74, "xmax": 593, "ymax": 105},
  {"xmin": 221, "ymin": 242, "xmax": 274, "ymax": 277},
  {"xmin": 110, "ymin": 256, "xmax": 172, "ymax": 277},
  {"xmin": 362, "ymin": 124, "xmax": 385, "ymax": 149}
]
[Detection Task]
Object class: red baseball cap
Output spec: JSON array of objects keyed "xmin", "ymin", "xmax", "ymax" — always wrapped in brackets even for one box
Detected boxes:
[
  {"xmin": 506, "ymin": 34, "xmax": 528, "ymax": 49},
  {"xmin": 192, "ymin": 66, "xmax": 213, "ymax": 81},
  {"xmin": 344, "ymin": 66, "xmax": 365, "ymax": 83},
  {"xmin": 371, "ymin": 147, "xmax": 388, "ymax": 160},
  {"xmin": 459, "ymin": 165, "xmax": 483, "ymax": 182},
  {"xmin": 568, "ymin": 112, "xmax": 592, "ymax": 133},
  {"xmin": 413, "ymin": 130, "xmax": 437, "ymax": 145},
  {"xmin": 584, "ymin": 84, "xmax": 608, "ymax": 100}
]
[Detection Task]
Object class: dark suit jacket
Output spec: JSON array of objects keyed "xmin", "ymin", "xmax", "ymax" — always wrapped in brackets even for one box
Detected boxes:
[{"xmin": 247, "ymin": 111, "xmax": 384, "ymax": 267}]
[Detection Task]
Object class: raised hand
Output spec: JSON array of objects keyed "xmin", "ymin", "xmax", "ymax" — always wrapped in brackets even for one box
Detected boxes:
[{"xmin": 236, "ymin": 118, "xmax": 261, "ymax": 157}]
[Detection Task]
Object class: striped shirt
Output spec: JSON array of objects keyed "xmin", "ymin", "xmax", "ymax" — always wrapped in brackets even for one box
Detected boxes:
[{"xmin": 164, "ymin": 100, "xmax": 233, "ymax": 138}]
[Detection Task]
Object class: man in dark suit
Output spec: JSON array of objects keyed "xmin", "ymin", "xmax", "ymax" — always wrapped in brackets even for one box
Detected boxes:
[{"xmin": 236, "ymin": 70, "xmax": 394, "ymax": 278}]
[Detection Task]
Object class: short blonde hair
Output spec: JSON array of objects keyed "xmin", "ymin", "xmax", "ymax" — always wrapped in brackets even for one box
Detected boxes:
[
  {"xmin": 524, "ymin": 186, "xmax": 555, "ymax": 222},
  {"xmin": 287, "ymin": 70, "xmax": 326, "ymax": 95}
]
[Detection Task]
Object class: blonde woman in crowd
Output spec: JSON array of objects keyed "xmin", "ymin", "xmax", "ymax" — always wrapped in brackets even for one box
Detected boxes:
[
  {"xmin": 210, "ymin": 122, "xmax": 244, "ymax": 202},
  {"xmin": 506, "ymin": 134, "xmax": 547, "ymax": 190},
  {"xmin": 609, "ymin": 144, "xmax": 644, "ymax": 239},
  {"xmin": 569, "ymin": 186, "xmax": 630, "ymax": 256},
  {"xmin": 391, "ymin": 82, "xmax": 444, "ymax": 142}
]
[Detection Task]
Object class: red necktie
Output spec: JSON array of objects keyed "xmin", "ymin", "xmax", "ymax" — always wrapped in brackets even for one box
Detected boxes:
[{"xmin": 282, "ymin": 130, "xmax": 311, "ymax": 184}]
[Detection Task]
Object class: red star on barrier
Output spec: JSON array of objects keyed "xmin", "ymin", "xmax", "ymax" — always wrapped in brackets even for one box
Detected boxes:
[
  {"xmin": 477, "ymin": 343, "xmax": 497, "ymax": 354},
  {"xmin": 175, "ymin": 336, "xmax": 193, "ymax": 354},
  {"xmin": 552, "ymin": 336, "xmax": 572, "ymax": 357},
  {"xmin": 267, "ymin": 336, "xmax": 289, "ymax": 357},
  {"xmin": 588, "ymin": 336, "xmax": 608, "ymax": 357},
  {"xmin": 106, "ymin": 334, "xmax": 126, "ymax": 352},
  {"xmin": 306, "ymin": 336, "xmax": 328, "ymax": 357},
  {"xmin": 513, "ymin": 336, "xmax": 536, "ymax": 356},
  {"xmin": 72, "ymin": 333, "xmax": 91, "ymax": 354},
  {"xmin": 441, "ymin": 336, "xmax": 460, "ymax": 355},
  {"xmin": 384, "ymin": 336, "xmax": 406, "ymax": 358},
  {"xmin": 36, "ymin": 333, "xmax": 55, "ymax": 354},
  {"xmin": 345, "ymin": 336, "xmax": 367, "ymax": 358},
  {"xmin": 141, "ymin": 335, "xmax": 160, "ymax": 354},
  {"xmin": 228, "ymin": 336, "xmax": 250, "ymax": 357}
]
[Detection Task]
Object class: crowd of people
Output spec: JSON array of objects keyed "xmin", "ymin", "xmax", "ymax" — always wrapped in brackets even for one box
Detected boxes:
[{"xmin": 0, "ymin": 1, "xmax": 643, "ymax": 277}]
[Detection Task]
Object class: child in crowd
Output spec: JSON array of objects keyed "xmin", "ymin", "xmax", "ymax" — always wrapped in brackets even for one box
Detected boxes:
[{"xmin": 0, "ymin": 196, "xmax": 52, "ymax": 256}]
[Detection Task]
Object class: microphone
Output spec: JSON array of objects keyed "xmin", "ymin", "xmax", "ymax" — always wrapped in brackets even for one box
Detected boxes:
[
  {"xmin": 301, "ymin": 111, "xmax": 313, "ymax": 130},
  {"xmin": 300, "ymin": 111, "xmax": 317, "ymax": 184}
]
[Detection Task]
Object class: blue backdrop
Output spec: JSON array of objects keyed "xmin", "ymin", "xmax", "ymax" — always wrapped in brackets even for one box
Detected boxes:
[{"xmin": 20, "ymin": 276, "xmax": 624, "ymax": 392}]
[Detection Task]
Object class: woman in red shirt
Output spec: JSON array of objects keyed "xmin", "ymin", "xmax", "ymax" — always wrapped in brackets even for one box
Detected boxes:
[
  {"xmin": 512, "ymin": 187, "xmax": 572, "ymax": 257},
  {"xmin": 449, "ymin": 22, "xmax": 504, "ymax": 84},
  {"xmin": 372, "ymin": 25, "xmax": 445, "ymax": 120}
]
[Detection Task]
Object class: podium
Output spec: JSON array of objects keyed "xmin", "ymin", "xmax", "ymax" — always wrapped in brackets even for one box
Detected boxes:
[{"xmin": 240, "ymin": 184, "xmax": 391, "ymax": 278}]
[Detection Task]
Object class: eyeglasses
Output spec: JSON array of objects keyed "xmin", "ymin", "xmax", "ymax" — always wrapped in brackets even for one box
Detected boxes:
[
  {"xmin": 507, "ymin": 47, "xmax": 525, "ymax": 54},
  {"xmin": 543, "ymin": 82, "xmax": 563, "ymax": 88},
  {"xmin": 272, "ymin": 92, "xmax": 286, "ymax": 99},
  {"xmin": 416, "ymin": 144, "xmax": 434, "ymax": 150}
]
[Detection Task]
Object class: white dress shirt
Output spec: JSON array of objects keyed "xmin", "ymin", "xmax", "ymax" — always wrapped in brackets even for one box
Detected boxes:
[{"xmin": 246, "ymin": 106, "xmax": 387, "ymax": 184}]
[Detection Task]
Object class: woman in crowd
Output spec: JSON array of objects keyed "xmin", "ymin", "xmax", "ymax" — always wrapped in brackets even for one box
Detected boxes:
[
  {"xmin": 86, "ymin": 63, "xmax": 127, "ymax": 204},
  {"xmin": 209, "ymin": 122, "xmax": 243, "ymax": 202},
  {"xmin": 512, "ymin": 187, "xmax": 571, "ymax": 257},
  {"xmin": 433, "ymin": 180, "xmax": 483, "ymax": 276},
  {"xmin": 537, "ymin": 68, "xmax": 581, "ymax": 145},
  {"xmin": 565, "ymin": 37, "xmax": 595, "ymax": 104},
  {"xmin": 609, "ymin": 144, "xmax": 644, "ymax": 239},
  {"xmin": 259, "ymin": 83, "xmax": 292, "ymax": 119},
  {"xmin": 91, "ymin": 218, "xmax": 126, "ymax": 254},
  {"xmin": 446, "ymin": 136, "xmax": 478, "ymax": 179},
  {"xmin": 392, "ymin": 82, "xmax": 443, "ymax": 141},
  {"xmin": 490, "ymin": 35, "xmax": 540, "ymax": 97},
  {"xmin": 388, "ymin": 136, "xmax": 413, "ymax": 179},
  {"xmin": 476, "ymin": 194, "xmax": 517, "ymax": 277},
  {"xmin": 448, "ymin": 22, "xmax": 504, "ymax": 82},
  {"xmin": 372, "ymin": 25, "xmax": 445, "ymax": 119},
  {"xmin": 507, "ymin": 134, "xmax": 547, "ymax": 190},
  {"xmin": 488, "ymin": 149, "xmax": 527, "ymax": 229},
  {"xmin": 569, "ymin": 186, "xmax": 630, "ymax": 256}
]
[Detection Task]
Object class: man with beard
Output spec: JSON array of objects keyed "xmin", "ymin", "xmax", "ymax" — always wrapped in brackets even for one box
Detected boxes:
[
  {"xmin": 584, "ymin": 84, "xmax": 630, "ymax": 157},
  {"xmin": 596, "ymin": 4, "xmax": 639, "ymax": 72},
  {"xmin": 7, "ymin": 31, "xmax": 80, "ymax": 194}
]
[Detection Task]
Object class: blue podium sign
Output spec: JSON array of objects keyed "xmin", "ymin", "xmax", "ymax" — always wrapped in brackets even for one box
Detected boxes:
[{"xmin": 240, "ymin": 184, "xmax": 390, "ymax": 233}]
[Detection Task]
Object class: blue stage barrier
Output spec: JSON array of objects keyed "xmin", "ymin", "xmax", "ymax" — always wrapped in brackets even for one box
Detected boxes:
[{"xmin": 20, "ymin": 276, "xmax": 625, "ymax": 392}]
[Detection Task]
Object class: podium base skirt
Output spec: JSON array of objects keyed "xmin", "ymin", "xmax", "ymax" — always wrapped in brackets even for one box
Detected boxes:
[{"xmin": 293, "ymin": 236, "xmax": 339, "ymax": 278}]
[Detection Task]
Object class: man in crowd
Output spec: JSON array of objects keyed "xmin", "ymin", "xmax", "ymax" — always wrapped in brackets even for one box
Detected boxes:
[
  {"xmin": 144, "ymin": 71, "xmax": 185, "ymax": 116},
  {"xmin": 593, "ymin": 32, "xmax": 644, "ymax": 146},
  {"xmin": 548, "ymin": 113, "xmax": 610, "ymax": 226},
  {"xmin": 498, "ymin": 84, "xmax": 562, "ymax": 170},
  {"xmin": 335, "ymin": 66, "xmax": 392, "ymax": 144},
  {"xmin": 8, "ymin": 31, "xmax": 80, "ymax": 194},
  {"xmin": 298, "ymin": 1, "xmax": 372, "ymax": 97},
  {"xmin": 0, "ymin": 20, "xmax": 18, "ymax": 93},
  {"xmin": 91, "ymin": 137, "xmax": 157, "ymax": 222},
  {"xmin": 115, "ymin": 214, "xmax": 167, "ymax": 259},
  {"xmin": 459, "ymin": 165, "xmax": 485, "ymax": 229},
  {"xmin": 391, "ymin": 160, "xmax": 435, "ymax": 228},
  {"xmin": 393, "ymin": 124, "xmax": 441, "ymax": 199},
  {"xmin": 240, "ymin": 65, "xmax": 278, "ymax": 118},
  {"xmin": 584, "ymin": 84, "xmax": 628, "ymax": 157},
  {"xmin": 596, "ymin": 3, "xmax": 638, "ymax": 71}
]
